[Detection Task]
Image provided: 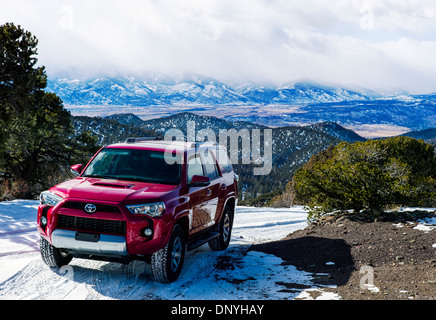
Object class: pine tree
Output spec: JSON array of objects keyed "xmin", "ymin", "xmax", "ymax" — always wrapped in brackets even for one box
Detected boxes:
[
  {"xmin": 293, "ymin": 137, "xmax": 436, "ymax": 221},
  {"xmin": 0, "ymin": 23, "xmax": 98, "ymax": 199}
]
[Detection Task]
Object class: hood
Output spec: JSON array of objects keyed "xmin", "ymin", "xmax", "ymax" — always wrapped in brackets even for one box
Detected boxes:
[{"xmin": 50, "ymin": 177, "xmax": 178, "ymax": 203}]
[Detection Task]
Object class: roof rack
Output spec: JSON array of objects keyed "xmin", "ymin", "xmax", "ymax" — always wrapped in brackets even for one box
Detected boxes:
[
  {"xmin": 191, "ymin": 141, "xmax": 220, "ymax": 149},
  {"xmin": 125, "ymin": 137, "xmax": 162, "ymax": 143},
  {"xmin": 124, "ymin": 137, "xmax": 221, "ymax": 149}
]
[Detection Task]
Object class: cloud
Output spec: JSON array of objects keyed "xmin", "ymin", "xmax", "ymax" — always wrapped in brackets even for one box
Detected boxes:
[{"xmin": 1, "ymin": 0, "xmax": 436, "ymax": 93}]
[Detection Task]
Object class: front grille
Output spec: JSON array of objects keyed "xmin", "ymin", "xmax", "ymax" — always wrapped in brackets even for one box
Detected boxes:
[
  {"xmin": 57, "ymin": 215, "xmax": 126, "ymax": 235},
  {"xmin": 62, "ymin": 201, "xmax": 121, "ymax": 213}
]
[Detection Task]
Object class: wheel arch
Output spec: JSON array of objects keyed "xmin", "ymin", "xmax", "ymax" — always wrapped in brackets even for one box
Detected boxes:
[
  {"xmin": 175, "ymin": 214, "xmax": 190, "ymax": 241},
  {"xmin": 223, "ymin": 196, "xmax": 236, "ymax": 219}
]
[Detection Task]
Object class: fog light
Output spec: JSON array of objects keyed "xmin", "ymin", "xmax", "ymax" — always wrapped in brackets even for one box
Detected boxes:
[
  {"xmin": 40, "ymin": 216, "xmax": 47, "ymax": 226},
  {"xmin": 143, "ymin": 228, "xmax": 153, "ymax": 237}
]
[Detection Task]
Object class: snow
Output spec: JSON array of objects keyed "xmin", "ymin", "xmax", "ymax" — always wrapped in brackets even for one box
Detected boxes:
[
  {"xmin": 363, "ymin": 284, "xmax": 380, "ymax": 294},
  {"xmin": 1, "ymin": 201, "xmax": 433, "ymax": 300},
  {"xmin": 295, "ymin": 288, "xmax": 341, "ymax": 300},
  {"xmin": 231, "ymin": 206, "xmax": 308, "ymax": 245},
  {"xmin": 413, "ymin": 223, "xmax": 435, "ymax": 232},
  {"xmin": 0, "ymin": 200, "xmax": 40, "ymax": 257},
  {"xmin": 414, "ymin": 216, "xmax": 436, "ymax": 233},
  {"xmin": 0, "ymin": 200, "xmax": 340, "ymax": 300}
]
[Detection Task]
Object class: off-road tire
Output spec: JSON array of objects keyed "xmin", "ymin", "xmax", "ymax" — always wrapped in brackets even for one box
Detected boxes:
[
  {"xmin": 151, "ymin": 224, "xmax": 186, "ymax": 283},
  {"xmin": 209, "ymin": 206, "xmax": 233, "ymax": 251},
  {"xmin": 40, "ymin": 237, "xmax": 72, "ymax": 267}
]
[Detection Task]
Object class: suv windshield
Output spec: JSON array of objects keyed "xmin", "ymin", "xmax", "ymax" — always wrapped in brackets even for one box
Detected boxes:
[{"xmin": 82, "ymin": 148, "xmax": 181, "ymax": 185}]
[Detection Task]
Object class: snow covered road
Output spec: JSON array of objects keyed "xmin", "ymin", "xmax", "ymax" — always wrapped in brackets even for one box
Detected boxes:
[{"xmin": 0, "ymin": 200, "xmax": 337, "ymax": 300}]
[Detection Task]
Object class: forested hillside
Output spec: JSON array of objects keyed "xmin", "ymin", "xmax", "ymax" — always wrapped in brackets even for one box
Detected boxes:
[
  {"xmin": 73, "ymin": 112, "xmax": 436, "ymax": 205},
  {"xmin": 71, "ymin": 113, "xmax": 360, "ymax": 203},
  {"xmin": 72, "ymin": 116, "xmax": 159, "ymax": 146}
]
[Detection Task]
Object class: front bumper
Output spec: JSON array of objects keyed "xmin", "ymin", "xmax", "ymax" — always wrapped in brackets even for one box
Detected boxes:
[
  {"xmin": 51, "ymin": 229, "xmax": 128, "ymax": 256},
  {"xmin": 37, "ymin": 199, "xmax": 173, "ymax": 256}
]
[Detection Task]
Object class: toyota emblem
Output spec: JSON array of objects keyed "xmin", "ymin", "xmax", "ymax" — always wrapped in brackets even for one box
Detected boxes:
[{"xmin": 84, "ymin": 203, "xmax": 97, "ymax": 214}]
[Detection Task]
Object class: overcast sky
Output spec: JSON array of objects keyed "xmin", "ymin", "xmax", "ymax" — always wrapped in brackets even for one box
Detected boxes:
[{"xmin": 2, "ymin": 0, "xmax": 436, "ymax": 94}]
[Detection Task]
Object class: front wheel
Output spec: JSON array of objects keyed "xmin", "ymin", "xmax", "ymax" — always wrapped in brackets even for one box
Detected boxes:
[
  {"xmin": 209, "ymin": 206, "xmax": 233, "ymax": 251},
  {"xmin": 151, "ymin": 224, "xmax": 186, "ymax": 283},
  {"xmin": 40, "ymin": 237, "xmax": 72, "ymax": 267}
]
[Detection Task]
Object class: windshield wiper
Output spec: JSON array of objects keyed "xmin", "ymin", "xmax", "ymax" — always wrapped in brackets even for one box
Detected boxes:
[
  {"xmin": 82, "ymin": 174, "xmax": 117, "ymax": 179},
  {"xmin": 114, "ymin": 176, "xmax": 151, "ymax": 182},
  {"xmin": 84, "ymin": 174, "xmax": 158, "ymax": 183}
]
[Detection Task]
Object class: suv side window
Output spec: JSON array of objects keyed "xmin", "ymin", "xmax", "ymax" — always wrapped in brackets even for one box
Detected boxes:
[
  {"xmin": 201, "ymin": 149, "xmax": 220, "ymax": 180},
  {"xmin": 187, "ymin": 155, "xmax": 204, "ymax": 183}
]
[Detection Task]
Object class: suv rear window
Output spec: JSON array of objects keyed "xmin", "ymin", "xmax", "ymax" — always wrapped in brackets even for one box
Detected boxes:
[
  {"xmin": 82, "ymin": 148, "xmax": 181, "ymax": 185},
  {"xmin": 201, "ymin": 149, "xmax": 220, "ymax": 180}
]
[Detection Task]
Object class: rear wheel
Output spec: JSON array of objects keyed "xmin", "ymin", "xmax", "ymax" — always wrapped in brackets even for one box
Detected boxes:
[
  {"xmin": 209, "ymin": 206, "xmax": 233, "ymax": 251},
  {"xmin": 40, "ymin": 237, "xmax": 72, "ymax": 267},
  {"xmin": 151, "ymin": 224, "xmax": 186, "ymax": 283}
]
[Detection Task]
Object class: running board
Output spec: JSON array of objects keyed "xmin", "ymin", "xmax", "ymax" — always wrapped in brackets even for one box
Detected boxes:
[{"xmin": 187, "ymin": 231, "xmax": 219, "ymax": 251}]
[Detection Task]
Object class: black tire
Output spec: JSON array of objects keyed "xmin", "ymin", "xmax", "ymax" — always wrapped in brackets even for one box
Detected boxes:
[
  {"xmin": 40, "ymin": 237, "xmax": 72, "ymax": 267},
  {"xmin": 209, "ymin": 206, "xmax": 233, "ymax": 251},
  {"xmin": 151, "ymin": 224, "xmax": 186, "ymax": 283}
]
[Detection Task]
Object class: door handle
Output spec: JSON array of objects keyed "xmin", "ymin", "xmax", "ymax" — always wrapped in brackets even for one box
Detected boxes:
[{"xmin": 206, "ymin": 188, "xmax": 212, "ymax": 196}]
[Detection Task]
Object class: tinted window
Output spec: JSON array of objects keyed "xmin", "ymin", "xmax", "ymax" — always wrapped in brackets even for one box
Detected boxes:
[
  {"xmin": 201, "ymin": 149, "xmax": 220, "ymax": 180},
  {"xmin": 187, "ymin": 155, "xmax": 204, "ymax": 183}
]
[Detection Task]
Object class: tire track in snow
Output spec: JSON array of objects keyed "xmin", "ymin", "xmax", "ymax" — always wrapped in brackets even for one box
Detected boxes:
[
  {"xmin": 0, "ymin": 228, "xmax": 40, "ymax": 257},
  {"xmin": 0, "ymin": 228, "xmax": 37, "ymax": 236}
]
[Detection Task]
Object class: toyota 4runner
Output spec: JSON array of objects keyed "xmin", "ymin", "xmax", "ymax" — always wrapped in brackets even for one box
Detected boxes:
[{"xmin": 37, "ymin": 138, "xmax": 238, "ymax": 283}]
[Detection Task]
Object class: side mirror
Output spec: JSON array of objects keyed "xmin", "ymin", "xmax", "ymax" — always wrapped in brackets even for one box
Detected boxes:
[
  {"xmin": 70, "ymin": 164, "xmax": 83, "ymax": 177},
  {"xmin": 189, "ymin": 175, "xmax": 210, "ymax": 187}
]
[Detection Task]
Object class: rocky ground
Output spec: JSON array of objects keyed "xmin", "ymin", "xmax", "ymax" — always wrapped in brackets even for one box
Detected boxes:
[{"xmin": 252, "ymin": 210, "xmax": 436, "ymax": 300}]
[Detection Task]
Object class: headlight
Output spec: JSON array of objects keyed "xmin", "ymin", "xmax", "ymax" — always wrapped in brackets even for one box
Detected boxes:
[
  {"xmin": 126, "ymin": 202, "xmax": 166, "ymax": 217},
  {"xmin": 40, "ymin": 191, "xmax": 63, "ymax": 206}
]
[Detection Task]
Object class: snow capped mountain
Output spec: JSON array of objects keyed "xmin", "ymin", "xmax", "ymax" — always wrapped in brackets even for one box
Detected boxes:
[
  {"xmin": 150, "ymin": 76, "xmax": 249, "ymax": 105},
  {"xmin": 46, "ymin": 76, "xmax": 158, "ymax": 106},
  {"xmin": 259, "ymin": 81, "xmax": 369, "ymax": 104},
  {"xmin": 46, "ymin": 75, "xmax": 250, "ymax": 106},
  {"xmin": 48, "ymin": 75, "xmax": 436, "ymax": 133},
  {"xmin": 46, "ymin": 75, "xmax": 373, "ymax": 107}
]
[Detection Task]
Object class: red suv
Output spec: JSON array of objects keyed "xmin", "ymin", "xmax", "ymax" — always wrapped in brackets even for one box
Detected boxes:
[{"xmin": 37, "ymin": 138, "xmax": 238, "ymax": 282}]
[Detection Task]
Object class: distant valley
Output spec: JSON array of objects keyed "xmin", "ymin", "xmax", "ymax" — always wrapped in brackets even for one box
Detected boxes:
[{"xmin": 48, "ymin": 75, "xmax": 436, "ymax": 138}]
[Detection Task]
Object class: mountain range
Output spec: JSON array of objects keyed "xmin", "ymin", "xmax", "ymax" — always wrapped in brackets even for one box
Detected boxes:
[
  {"xmin": 47, "ymin": 75, "xmax": 375, "ymax": 106},
  {"xmin": 47, "ymin": 75, "xmax": 436, "ymax": 133}
]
